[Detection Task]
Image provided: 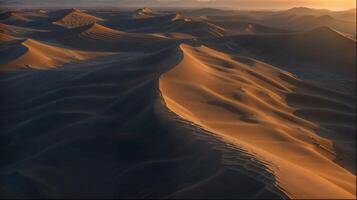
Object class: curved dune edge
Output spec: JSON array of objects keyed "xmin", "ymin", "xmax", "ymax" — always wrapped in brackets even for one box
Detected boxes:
[
  {"xmin": 0, "ymin": 46, "xmax": 286, "ymax": 198},
  {"xmin": 159, "ymin": 44, "xmax": 356, "ymax": 199},
  {"xmin": 0, "ymin": 38, "xmax": 112, "ymax": 71},
  {"xmin": 53, "ymin": 9, "xmax": 104, "ymax": 29}
]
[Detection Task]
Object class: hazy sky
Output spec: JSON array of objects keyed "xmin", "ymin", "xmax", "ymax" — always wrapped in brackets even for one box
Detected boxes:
[{"xmin": 1, "ymin": 0, "xmax": 356, "ymax": 10}]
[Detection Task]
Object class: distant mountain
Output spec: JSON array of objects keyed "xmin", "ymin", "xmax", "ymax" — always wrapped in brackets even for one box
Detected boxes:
[{"xmin": 284, "ymin": 7, "xmax": 331, "ymax": 16}]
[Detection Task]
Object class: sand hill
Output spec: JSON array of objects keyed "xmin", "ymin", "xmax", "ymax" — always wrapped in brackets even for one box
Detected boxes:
[
  {"xmin": 217, "ymin": 26, "xmax": 356, "ymax": 79},
  {"xmin": 107, "ymin": 13, "xmax": 226, "ymax": 38},
  {"xmin": 57, "ymin": 22, "xmax": 171, "ymax": 51},
  {"xmin": 0, "ymin": 46, "xmax": 286, "ymax": 199},
  {"xmin": 159, "ymin": 44, "xmax": 356, "ymax": 199},
  {"xmin": 0, "ymin": 22, "xmax": 45, "ymax": 36},
  {"xmin": 53, "ymin": 9, "xmax": 104, "ymax": 29},
  {"xmin": 0, "ymin": 11, "xmax": 31, "ymax": 22},
  {"xmin": 263, "ymin": 14, "xmax": 356, "ymax": 35},
  {"xmin": 133, "ymin": 7, "xmax": 160, "ymax": 18},
  {"xmin": 204, "ymin": 16, "xmax": 290, "ymax": 34},
  {"xmin": 0, "ymin": 38, "xmax": 109, "ymax": 70}
]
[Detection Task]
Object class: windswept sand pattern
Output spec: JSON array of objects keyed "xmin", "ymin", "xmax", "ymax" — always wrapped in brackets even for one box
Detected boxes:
[{"xmin": 53, "ymin": 9, "xmax": 104, "ymax": 29}]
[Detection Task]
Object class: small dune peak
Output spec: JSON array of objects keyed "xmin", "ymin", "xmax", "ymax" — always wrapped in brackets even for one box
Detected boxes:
[
  {"xmin": 171, "ymin": 14, "xmax": 192, "ymax": 22},
  {"xmin": 0, "ymin": 32, "xmax": 17, "ymax": 43},
  {"xmin": 84, "ymin": 22, "xmax": 115, "ymax": 32},
  {"xmin": 285, "ymin": 7, "xmax": 330, "ymax": 15},
  {"xmin": 21, "ymin": 38, "xmax": 35, "ymax": 45},
  {"xmin": 317, "ymin": 15, "xmax": 334, "ymax": 22},
  {"xmin": 54, "ymin": 8, "xmax": 104, "ymax": 29},
  {"xmin": 87, "ymin": 21, "xmax": 98, "ymax": 29},
  {"xmin": 0, "ymin": 10, "xmax": 30, "ymax": 21},
  {"xmin": 78, "ymin": 21, "xmax": 127, "ymax": 38},
  {"xmin": 70, "ymin": 8, "xmax": 82, "ymax": 12},
  {"xmin": 288, "ymin": 7, "xmax": 312, "ymax": 12},
  {"xmin": 133, "ymin": 7, "xmax": 160, "ymax": 18},
  {"xmin": 306, "ymin": 26, "xmax": 338, "ymax": 35},
  {"xmin": 135, "ymin": 7, "xmax": 154, "ymax": 15},
  {"xmin": 20, "ymin": 38, "xmax": 45, "ymax": 48},
  {"xmin": 303, "ymin": 26, "xmax": 354, "ymax": 42}
]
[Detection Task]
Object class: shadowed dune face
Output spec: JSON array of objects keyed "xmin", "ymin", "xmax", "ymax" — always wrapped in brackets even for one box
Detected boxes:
[
  {"xmin": 103, "ymin": 13, "xmax": 226, "ymax": 38},
  {"xmin": 209, "ymin": 27, "xmax": 356, "ymax": 80},
  {"xmin": 159, "ymin": 44, "xmax": 356, "ymax": 199}
]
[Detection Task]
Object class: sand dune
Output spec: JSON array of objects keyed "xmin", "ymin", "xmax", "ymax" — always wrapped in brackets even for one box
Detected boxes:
[
  {"xmin": 133, "ymin": 7, "xmax": 161, "ymax": 18},
  {"xmin": 204, "ymin": 17, "xmax": 290, "ymax": 34},
  {"xmin": 104, "ymin": 13, "xmax": 226, "ymax": 38},
  {"xmin": 262, "ymin": 14, "xmax": 356, "ymax": 35},
  {"xmin": 0, "ymin": 11, "xmax": 31, "ymax": 22},
  {"xmin": 0, "ymin": 10, "xmax": 48, "ymax": 21},
  {"xmin": 56, "ymin": 22, "xmax": 172, "ymax": 51},
  {"xmin": 0, "ymin": 32, "xmax": 18, "ymax": 43},
  {"xmin": 159, "ymin": 44, "xmax": 356, "ymax": 199},
  {"xmin": 0, "ymin": 38, "xmax": 109, "ymax": 70},
  {"xmin": 281, "ymin": 7, "xmax": 356, "ymax": 22},
  {"xmin": 0, "ymin": 22, "xmax": 44, "ymax": 36},
  {"xmin": 0, "ymin": 46, "xmax": 286, "ymax": 199},
  {"xmin": 53, "ymin": 9, "xmax": 104, "ymax": 29},
  {"xmin": 214, "ymin": 26, "xmax": 356, "ymax": 79}
]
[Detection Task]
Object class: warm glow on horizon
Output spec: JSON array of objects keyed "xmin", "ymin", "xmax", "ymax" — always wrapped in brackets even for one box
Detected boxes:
[
  {"xmin": 1, "ymin": 0, "xmax": 356, "ymax": 10},
  {"xmin": 281, "ymin": 0, "xmax": 356, "ymax": 10},
  {"xmin": 212, "ymin": 0, "xmax": 357, "ymax": 10}
]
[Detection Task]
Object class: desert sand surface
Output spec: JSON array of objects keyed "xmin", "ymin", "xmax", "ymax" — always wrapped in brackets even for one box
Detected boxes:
[{"xmin": 0, "ymin": 7, "xmax": 355, "ymax": 199}]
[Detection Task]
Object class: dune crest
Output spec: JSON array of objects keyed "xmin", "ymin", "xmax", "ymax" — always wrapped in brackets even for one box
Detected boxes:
[
  {"xmin": 78, "ymin": 22, "xmax": 130, "ymax": 39},
  {"xmin": 159, "ymin": 44, "xmax": 356, "ymax": 199},
  {"xmin": 0, "ymin": 32, "xmax": 18, "ymax": 43},
  {"xmin": 0, "ymin": 11, "xmax": 31, "ymax": 22},
  {"xmin": 53, "ymin": 9, "xmax": 104, "ymax": 29},
  {"xmin": 0, "ymin": 22, "xmax": 44, "ymax": 36},
  {"xmin": 0, "ymin": 38, "xmax": 110, "ymax": 70},
  {"xmin": 134, "ymin": 7, "xmax": 160, "ymax": 18}
]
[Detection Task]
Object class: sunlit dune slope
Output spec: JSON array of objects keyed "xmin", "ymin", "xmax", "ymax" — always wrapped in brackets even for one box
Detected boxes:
[
  {"xmin": 0, "ymin": 38, "xmax": 110, "ymax": 70},
  {"xmin": 159, "ymin": 44, "xmax": 356, "ymax": 199},
  {"xmin": 53, "ymin": 9, "xmax": 104, "ymax": 29}
]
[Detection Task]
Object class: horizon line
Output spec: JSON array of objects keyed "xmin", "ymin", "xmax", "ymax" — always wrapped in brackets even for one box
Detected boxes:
[{"xmin": 1, "ymin": 5, "xmax": 356, "ymax": 12}]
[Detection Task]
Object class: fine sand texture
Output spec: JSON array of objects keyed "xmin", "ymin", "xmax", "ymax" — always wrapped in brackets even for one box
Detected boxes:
[{"xmin": 0, "ymin": 8, "xmax": 355, "ymax": 199}]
